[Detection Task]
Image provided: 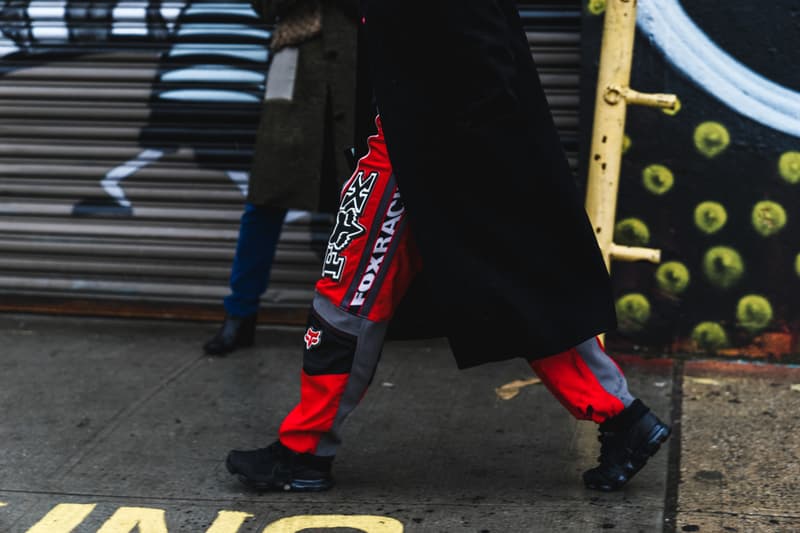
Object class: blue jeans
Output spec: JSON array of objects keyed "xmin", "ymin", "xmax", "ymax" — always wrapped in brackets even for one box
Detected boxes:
[{"xmin": 223, "ymin": 203, "xmax": 288, "ymax": 317}]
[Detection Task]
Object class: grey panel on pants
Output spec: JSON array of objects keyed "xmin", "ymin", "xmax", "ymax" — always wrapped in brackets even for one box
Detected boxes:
[
  {"xmin": 312, "ymin": 293, "xmax": 388, "ymax": 456},
  {"xmin": 575, "ymin": 337, "xmax": 635, "ymax": 407}
]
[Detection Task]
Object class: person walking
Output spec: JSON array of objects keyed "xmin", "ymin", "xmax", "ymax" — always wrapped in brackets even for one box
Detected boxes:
[
  {"xmin": 203, "ymin": 0, "xmax": 359, "ymax": 356},
  {"xmin": 224, "ymin": 0, "xmax": 671, "ymax": 492}
]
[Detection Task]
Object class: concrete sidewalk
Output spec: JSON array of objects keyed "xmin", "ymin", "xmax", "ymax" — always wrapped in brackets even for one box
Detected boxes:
[{"xmin": 0, "ymin": 314, "xmax": 797, "ymax": 532}]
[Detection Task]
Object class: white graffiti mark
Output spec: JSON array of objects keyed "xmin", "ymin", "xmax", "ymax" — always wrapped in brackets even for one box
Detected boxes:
[
  {"xmin": 102, "ymin": 149, "xmax": 165, "ymax": 207},
  {"xmin": 638, "ymin": 0, "xmax": 800, "ymax": 138},
  {"xmin": 220, "ymin": 173, "xmax": 318, "ymax": 224},
  {"xmin": 28, "ymin": 0, "xmax": 68, "ymax": 40},
  {"xmin": 225, "ymin": 170, "xmax": 249, "ymax": 196},
  {"xmin": 0, "ymin": 0, "xmax": 272, "ymax": 207},
  {"xmin": 0, "ymin": 38, "xmax": 18, "ymax": 57}
]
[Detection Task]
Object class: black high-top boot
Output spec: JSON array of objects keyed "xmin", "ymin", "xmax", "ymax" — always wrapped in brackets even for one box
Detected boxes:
[
  {"xmin": 226, "ymin": 441, "xmax": 334, "ymax": 492},
  {"xmin": 583, "ymin": 399, "xmax": 671, "ymax": 491},
  {"xmin": 203, "ymin": 314, "xmax": 257, "ymax": 356}
]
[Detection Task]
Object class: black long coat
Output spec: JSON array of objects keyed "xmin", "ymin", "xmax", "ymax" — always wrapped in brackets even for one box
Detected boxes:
[{"xmin": 365, "ymin": 0, "xmax": 617, "ymax": 368}]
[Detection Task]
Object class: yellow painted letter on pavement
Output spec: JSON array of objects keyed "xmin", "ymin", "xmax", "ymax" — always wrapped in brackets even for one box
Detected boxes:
[
  {"xmin": 263, "ymin": 515, "xmax": 403, "ymax": 533},
  {"xmin": 96, "ymin": 507, "xmax": 168, "ymax": 533},
  {"xmin": 206, "ymin": 510, "xmax": 255, "ymax": 533},
  {"xmin": 26, "ymin": 503, "xmax": 96, "ymax": 533}
]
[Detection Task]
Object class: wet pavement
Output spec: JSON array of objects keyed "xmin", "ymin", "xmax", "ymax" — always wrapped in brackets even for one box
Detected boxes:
[{"xmin": 0, "ymin": 313, "xmax": 798, "ymax": 532}]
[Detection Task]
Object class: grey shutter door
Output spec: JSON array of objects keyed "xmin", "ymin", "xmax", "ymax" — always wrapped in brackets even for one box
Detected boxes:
[
  {"xmin": 0, "ymin": 0, "xmax": 581, "ymax": 323},
  {"xmin": 0, "ymin": 0, "xmax": 326, "ymax": 322},
  {"xmin": 518, "ymin": 1, "xmax": 582, "ymax": 171}
]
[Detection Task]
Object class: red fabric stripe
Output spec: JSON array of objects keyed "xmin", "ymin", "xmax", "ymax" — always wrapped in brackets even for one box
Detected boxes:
[
  {"xmin": 315, "ymin": 115, "xmax": 422, "ymax": 322},
  {"xmin": 530, "ymin": 347, "xmax": 625, "ymax": 424},
  {"xmin": 316, "ymin": 118, "xmax": 394, "ymax": 308},
  {"xmin": 279, "ymin": 371, "xmax": 350, "ymax": 454},
  {"xmin": 364, "ymin": 218, "xmax": 421, "ymax": 322}
]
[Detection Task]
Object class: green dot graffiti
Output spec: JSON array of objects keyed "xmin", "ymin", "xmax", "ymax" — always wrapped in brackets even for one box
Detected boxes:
[
  {"xmin": 615, "ymin": 293, "xmax": 651, "ymax": 334},
  {"xmin": 702, "ymin": 246, "xmax": 744, "ymax": 289},
  {"xmin": 694, "ymin": 201, "xmax": 727, "ymax": 234},
  {"xmin": 583, "ymin": 7, "xmax": 800, "ymax": 357},
  {"xmin": 693, "ymin": 121, "xmax": 730, "ymax": 158},
  {"xmin": 751, "ymin": 200, "xmax": 787, "ymax": 237},
  {"xmin": 736, "ymin": 294, "xmax": 773, "ymax": 334},
  {"xmin": 614, "ymin": 217, "xmax": 650, "ymax": 246},
  {"xmin": 778, "ymin": 151, "xmax": 800, "ymax": 184},
  {"xmin": 587, "ymin": 0, "xmax": 606, "ymax": 15},
  {"xmin": 642, "ymin": 164, "xmax": 674, "ymax": 195},
  {"xmin": 655, "ymin": 261, "xmax": 690, "ymax": 295},
  {"xmin": 691, "ymin": 322, "xmax": 728, "ymax": 352}
]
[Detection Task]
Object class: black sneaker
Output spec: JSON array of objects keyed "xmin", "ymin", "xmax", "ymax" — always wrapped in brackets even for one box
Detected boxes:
[
  {"xmin": 203, "ymin": 314, "xmax": 257, "ymax": 356},
  {"xmin": 226, "ymin": 441, "xmax": 334, "ymax": 492},
  {"xmin": 583, "ymin": 400, "xmax": 671, "ymax": 491}
]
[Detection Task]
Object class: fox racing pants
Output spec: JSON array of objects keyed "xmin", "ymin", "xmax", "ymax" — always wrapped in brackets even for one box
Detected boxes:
[{"xmin": 279, "ymin": 117, "xmax": 635, "ymax": 456}]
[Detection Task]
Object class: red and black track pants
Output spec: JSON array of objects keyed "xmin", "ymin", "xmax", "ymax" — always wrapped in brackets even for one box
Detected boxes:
[{"xmin": 279, "ymin": 117, "xmax": 635, "ymax": 456}]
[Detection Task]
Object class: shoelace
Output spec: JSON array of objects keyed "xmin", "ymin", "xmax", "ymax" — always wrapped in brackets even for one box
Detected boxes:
[{"xmin": 596, "ymin": 431, "xmax": 625, "ymax": 465}]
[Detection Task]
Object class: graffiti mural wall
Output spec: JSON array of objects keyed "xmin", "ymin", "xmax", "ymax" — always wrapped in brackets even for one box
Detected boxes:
[
  {"xmin": 581, "ymin": 0, "xmax": 800, "ymax": 358},
  {"xmin": 0, "ymin": 1, "xmax": 331, "ymax": 312},
  {"xmin": 0, "ymin": 0, "xmax": 269, "ymax": 211}
]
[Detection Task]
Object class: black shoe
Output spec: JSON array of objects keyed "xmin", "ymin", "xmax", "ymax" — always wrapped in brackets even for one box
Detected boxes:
[
  {"xmin": 583, "ymin": 400, "xmax": 671, "ymax": 491},
  {"xmin": 226, "ymin": 441, "xmax": 334, "ymax": 492},
  {"xmin": 203, "ymin": 314, "xmax": 257, "ymax": 356}
]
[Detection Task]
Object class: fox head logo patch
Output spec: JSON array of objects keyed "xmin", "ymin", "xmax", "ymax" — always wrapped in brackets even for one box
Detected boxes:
[{"xmin": 304, "ymin": 327, "xmax": 322, "ymax": 349}]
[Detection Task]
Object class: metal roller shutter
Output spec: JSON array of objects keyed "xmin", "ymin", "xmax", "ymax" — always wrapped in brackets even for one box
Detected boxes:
[
  {"xmin": 518, "ymin": 1, "xmax": 582, "ymax": 171},
  {"xmin": 0, "ymin": 0, "xmax": 581, "ymax": 323}
]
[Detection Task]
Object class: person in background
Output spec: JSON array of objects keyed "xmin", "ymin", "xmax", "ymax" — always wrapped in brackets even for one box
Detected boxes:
[
  {"xmin": 225, "ymin": 0, "xmax": 671, "ymax": 493},
  {"xmin": 204, "ymin": 0, "xmax": 359, "ymax": 356}
]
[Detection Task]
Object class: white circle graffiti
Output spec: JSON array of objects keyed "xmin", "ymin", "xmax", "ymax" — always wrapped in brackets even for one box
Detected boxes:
[{"xmin": 637, "ymin": 0, "xmax": 800, "ymax": 138}]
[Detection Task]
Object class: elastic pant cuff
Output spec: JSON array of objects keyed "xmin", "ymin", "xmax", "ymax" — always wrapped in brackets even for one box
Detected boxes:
[{"xmin": 599, "ymin": 398, "xmax": 649, "ymax": 432}]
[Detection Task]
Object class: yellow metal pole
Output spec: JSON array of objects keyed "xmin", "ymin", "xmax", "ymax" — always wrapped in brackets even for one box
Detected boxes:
[
  {"xmin": 584, "ymin": 0, "xmax": 677, "ymax": 273},
  {"xmin": 584, "ymin": 0, "xmax": 678, "ymax": 342}
]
